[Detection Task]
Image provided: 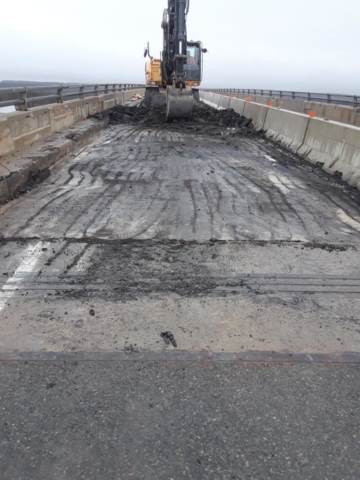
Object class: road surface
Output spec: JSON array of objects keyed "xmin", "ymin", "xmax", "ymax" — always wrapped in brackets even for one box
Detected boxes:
[{"xmin": 0, "ymin": 118, "xmax": 359, "ymax": 479}]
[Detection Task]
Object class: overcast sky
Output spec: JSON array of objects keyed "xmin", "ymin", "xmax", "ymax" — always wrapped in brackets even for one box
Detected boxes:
[{"xmin": 1, "ymin": 0, "xmax": 359, "ymax": 93}]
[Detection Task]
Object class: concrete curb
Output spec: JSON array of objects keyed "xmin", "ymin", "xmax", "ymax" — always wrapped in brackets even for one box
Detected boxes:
[{"xmin": 0, "ymin": 116, "xmax": 108, "ymax": 204}]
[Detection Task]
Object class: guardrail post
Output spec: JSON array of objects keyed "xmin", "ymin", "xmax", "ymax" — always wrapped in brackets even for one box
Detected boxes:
[
  {"xmin": 94, "ymin": 85, "xmax": 98, "ymax": 97},
  {"xmin": 57, "ymin": 86, "xmax": 63, "ymax": 104},
  {"xmin": 354, "ymin": 96, "xmax": 359, "ymax": 108},
  {"xmin": 104, "ymin": 84, "xmax": 109, "ymax": 95},
  {"xmin": 113, "ymin": 84, "xmax": 116, "ymax": 93},
  {"xmin": 308, "ymin": 92, "xmax": 311, "ymax": 101},
  {"xmin": 18, "ymin": 87, "xmax": 28, "ymax": 111},
  {"xmin": 327, "ymin": 94, "xmax": 331, "ymax": 104},
  {"xmin": 79, "ymin": 85, "xmax": 84, "ymax": 99},
  {"xmin": 292, "ymin": 91, "xmax": 295, "ymax": 99}
]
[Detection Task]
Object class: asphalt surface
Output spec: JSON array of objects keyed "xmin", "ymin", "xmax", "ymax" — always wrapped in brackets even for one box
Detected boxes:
[
  {"xmin": 1, "ymin": 362, "xmax": 359, "ymax": 480},
  {"xmin": 0, "ymin": 103, "xmax": 360, "ymax": 478}
]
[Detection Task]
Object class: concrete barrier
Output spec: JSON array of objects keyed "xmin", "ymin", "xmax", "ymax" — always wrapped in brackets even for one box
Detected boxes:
[
  {"xmin": 303, "ymin": 101, "xmax": 359, "ymax": 126},
  {"xmin": 212, "ymin": 94, "xmax": 221, "ymax": 107},
  {"xmin": 229, "ymin": 98, "xmax": 245, "ymax": 116},
  {"xmin": 219, "ymin": 95, "xmax": 231, "ymax": 109},
  {"xmin": 243, "ymin": 102, "xmax": 268, "ymax": 130},
  {"xmin": 207, "ymin": 92, "xmax": 215, "ymax": 104},
  {"xmin": 299, "ymin": 119, "xmax": 360, "ymax": 188},
  {"xmin": 264, "ymin": 108, "xmax": 309, "ymax": 151},
  {"xmin": 216, "ymin": 91, "xmax": 360, "ymax": 127},
  {"xmin": 0, "ymin": 89, "xmax": 144, "ymax": 156},
  {"xmin": 355, "ymin": 110, "xmax": 360, "ymax": 128},
  {"xmin": 0, "ymin": 118, "xmax": 15, "ymax": 155},
  {"xmin": 202, "ymin": 91, "xmax": 215, "ymax": 104},
  {"xmin": 202, "ymin": 92, "xmax": 360, "ymax": 190},
  {"xmin": 276, "ymin": 98, "xmax": 304, "ymax": 113},
  {"xmin": 252, "ymin": 95, "xmax": 269, "ymax": 106}
]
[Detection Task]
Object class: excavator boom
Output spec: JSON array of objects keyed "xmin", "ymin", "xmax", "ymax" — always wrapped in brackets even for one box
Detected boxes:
[{"xmin": 145, "ymin": 0, "xmax": 206, "ymax": 120}]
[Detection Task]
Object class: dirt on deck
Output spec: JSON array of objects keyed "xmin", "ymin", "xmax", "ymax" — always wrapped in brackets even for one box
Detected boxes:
[{"xmin": 109, "ymin": 101, "xmax": 259, "ymax": 137}]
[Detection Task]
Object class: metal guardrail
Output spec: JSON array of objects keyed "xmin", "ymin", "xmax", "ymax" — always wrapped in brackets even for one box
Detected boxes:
[
  {"xmin": 0, "ymin": 83, "xmax": 145, "ymax": 111},
  {"xmin": 206, "ymin": 89, "xmax": 360, "ymax": 107}
]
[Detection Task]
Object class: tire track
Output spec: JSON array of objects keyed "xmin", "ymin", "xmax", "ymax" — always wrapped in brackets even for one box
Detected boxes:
[
  {"xmin": 211, "ymin": 153, "xmax": 290, "ymax": 231},
  {"xmin": 14, "ymin": 188, "xmax": 75, "ymax": 236}
]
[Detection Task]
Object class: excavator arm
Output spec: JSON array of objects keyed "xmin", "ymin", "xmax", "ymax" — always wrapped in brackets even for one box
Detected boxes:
[
  {"xmin": 161, "ymin": 0, "xmax": 191, "ymax": 119},
  {"xmin": 145, "ymin": 0, "xmax": 206, "ymax": 120},
  {"xmin": 162, "ymin": 0, "xmax": 188, "ymax": 88}
]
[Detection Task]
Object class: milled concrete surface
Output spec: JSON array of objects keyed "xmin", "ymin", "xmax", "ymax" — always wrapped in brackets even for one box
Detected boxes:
[{"xmin": 0, "ymin": 111, "xmax": 359, "ymax": 478}]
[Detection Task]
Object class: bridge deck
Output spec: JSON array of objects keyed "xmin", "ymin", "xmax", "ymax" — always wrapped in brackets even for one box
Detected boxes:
[{"xmin": 0, "ymin": 120, "xmax": 360, "ymax": 479}]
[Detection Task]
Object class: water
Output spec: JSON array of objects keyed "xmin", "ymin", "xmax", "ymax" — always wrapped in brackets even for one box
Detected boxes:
[{"xmin": 0, "ymin": 106, "xmax": 15, "ymax": 114}]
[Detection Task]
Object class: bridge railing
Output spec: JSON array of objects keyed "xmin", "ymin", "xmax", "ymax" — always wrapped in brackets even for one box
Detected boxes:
[
  {"xmin": 205, "ymin": 89, "xmax": 360, "ymax": 107},
  {"xmin": 0, "ymin": 84, "xmax": 145, "ymax": 111}
]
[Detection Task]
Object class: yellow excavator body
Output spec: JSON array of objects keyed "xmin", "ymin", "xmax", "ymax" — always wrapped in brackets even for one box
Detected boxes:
[{"xmin": 145, "ymin": 58, "xmax": 162, "ymax": 87}]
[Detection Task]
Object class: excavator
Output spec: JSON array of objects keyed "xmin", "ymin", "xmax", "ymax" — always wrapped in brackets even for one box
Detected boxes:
[{"xmin": 144, "ymin": 0, "xmax": 207, "ymax": 120}]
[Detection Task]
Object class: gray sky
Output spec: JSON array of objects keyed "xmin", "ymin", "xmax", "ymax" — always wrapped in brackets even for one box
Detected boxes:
[{"xmin": 1, "ymin": 0, "xmax": 359, "ymax": 93}]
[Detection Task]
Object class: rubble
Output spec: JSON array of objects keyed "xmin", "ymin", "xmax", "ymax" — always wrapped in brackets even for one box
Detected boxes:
[{"xmin": 109, "ymin": 99, "xmax": 258, "ymax": 136}]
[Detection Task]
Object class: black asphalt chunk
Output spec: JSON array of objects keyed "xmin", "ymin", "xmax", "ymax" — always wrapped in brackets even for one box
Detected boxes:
[
  {"xmin": 109, "ymin": 101, "xmax": 257, "ymax": 135},
  {"xmin": 161, "ymin": 331, "xmax": 177, "ymax": 347}
]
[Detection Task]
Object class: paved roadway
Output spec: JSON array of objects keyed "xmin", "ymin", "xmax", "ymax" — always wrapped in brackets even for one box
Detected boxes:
[{"xmin": 0, "ymin": 121, "xmax": 360, "ymax": 479}]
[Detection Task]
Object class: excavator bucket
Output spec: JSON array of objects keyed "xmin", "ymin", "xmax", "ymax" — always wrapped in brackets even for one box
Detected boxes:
[{"xmin": 166, "ymin": 87, "xmax": 194, "ymax": 121}]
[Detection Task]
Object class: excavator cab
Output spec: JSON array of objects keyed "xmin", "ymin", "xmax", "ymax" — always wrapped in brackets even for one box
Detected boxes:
[
  {"xmin": 184, "ymin": 42, "xmax": 204, "ymax": 87},
  {"xmin": 166, "ymin": 41, "xmax": 206, "ymax": 119}
]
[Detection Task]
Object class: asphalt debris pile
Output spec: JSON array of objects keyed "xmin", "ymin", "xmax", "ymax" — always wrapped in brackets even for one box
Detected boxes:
[{"xmin": 109, "ymin": 101, "xmax": 257, "ymax": 135}]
